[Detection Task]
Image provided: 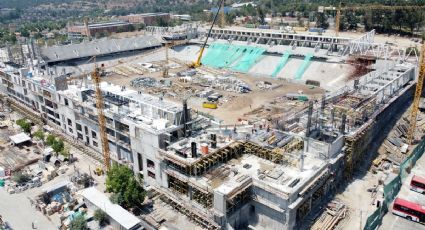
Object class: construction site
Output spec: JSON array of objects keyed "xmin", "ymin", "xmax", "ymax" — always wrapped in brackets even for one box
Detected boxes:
[{"xmin": 1, "ymin": 2, "xmax": 425, "ymax": 230}]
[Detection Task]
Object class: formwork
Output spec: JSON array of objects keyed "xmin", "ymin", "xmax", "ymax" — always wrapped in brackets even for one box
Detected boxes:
[{"xmin": 343, "ymin": 83, "xmax": 414, "ymax": 180}]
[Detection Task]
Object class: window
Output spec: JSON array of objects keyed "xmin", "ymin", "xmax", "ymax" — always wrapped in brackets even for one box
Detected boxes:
[
  {"xmin": 137, "ymin": 153, "xmax": 143, "ymax": 171},
  {"xmin": 64, "ymin": 98, "xmax": 69, "ymax": 106},
  {"xmin": 148, "ymin": 171, "xmax": 156, "ymax": 179},
  {"xmin": 93, "ymin": 141, "xmax": 98, "ymax": 147},
  {"xmin": 69, "ymin": 128, "xmax": 73, "ymax": 133},
  {"xmin": 76, "ymin": 123, "xmax": 82, "ymax": 131},
  {"xmin": 67, "ymin": 119, "xmax": 72, "ymax": 126},
  {"xmin": 84, "ymin": 126, "xmax": 88, "ymax": 135},
  {"xmin": 77, "ymin": 133, "xmax": 83, "ymax": 140},
  {"xmin": 92, "ymin": 131, "xmax": 97, "ymax": 138},
  {"xmin": 412, "ymin": 181, "xmax": 425, "ymax": 189},
  {"xmin": 147, "ymin": 159, "xmax": 155, "ymax": 169}
]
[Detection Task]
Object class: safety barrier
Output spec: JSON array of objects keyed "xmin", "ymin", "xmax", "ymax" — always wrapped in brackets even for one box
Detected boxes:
[
  {"xmin": 295, "ymin": 53, "xmax": 313, "ymax": 80},
  {"xmin": 363, "ymin": 138, "xmax": 425, "ymax": 230},
  {"xmin": 271, "ymin": 51, "xmax": 291, "ymax": 78}
]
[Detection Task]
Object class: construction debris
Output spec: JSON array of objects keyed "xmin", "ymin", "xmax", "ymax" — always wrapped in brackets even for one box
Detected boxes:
[{"xmin": 311, "ymin": 200, "xmax": 348, "ymax": 230}]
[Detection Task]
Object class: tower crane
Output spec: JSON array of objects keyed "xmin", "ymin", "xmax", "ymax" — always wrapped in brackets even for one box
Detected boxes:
[
  {"xmin": 65, "ymin": 56, "xmax": 110, "ymax": 170},
  {"xmin": 219, "ymin": 0, "xmax": 226, "ymax": 28},
  {"xmin": 92, "ymin": 61, "xmax": 111, "ymax": 170},
  {"xmin": 408, "ymin": 43, "xmax": 425, "ymax": 144},
  {"xmin": 321, "ymin": 4, "xmax": 425, "ymax": 37}
]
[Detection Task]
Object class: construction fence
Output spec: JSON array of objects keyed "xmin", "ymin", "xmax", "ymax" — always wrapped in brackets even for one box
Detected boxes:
[{"xmin": 363, "ymin": 138, "xmax": 425, "ymax": 230}]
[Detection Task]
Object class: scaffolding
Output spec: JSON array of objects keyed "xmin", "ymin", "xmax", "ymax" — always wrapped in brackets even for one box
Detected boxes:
[
  {"xmin": 169, "ymin": 175, "xmax": 189, "ymax": 195},
  {"xmin": 192, "ymin": 187, "xmax": 213, "ymax": 209},
  {"xmin": 160, "ymin": 195, "xmax": 220, "ymax": 230},
  {"xmin": 165, "ymin": 139, "xmax": 305, "ymax": 179},
  {"xmin": 226, "ymin": 186, "xmax": 252, "ymax": 215}
]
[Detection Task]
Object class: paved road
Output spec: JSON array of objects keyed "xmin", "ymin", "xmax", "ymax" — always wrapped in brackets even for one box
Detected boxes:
[
  {"xmin": 0, "ymin": 146, "xmax": 106, "ymax": 230},
  {"xmin": 380, "ymin": 151, "xmax": 425, "ymax": 230},
  {"xmin": 0, "ymin": 183, "xmax": 59, "ymax": 230}
]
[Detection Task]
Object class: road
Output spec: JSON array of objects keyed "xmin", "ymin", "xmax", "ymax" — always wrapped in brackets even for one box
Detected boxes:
[
  {"xmin": 380, "ymin": 150, "xmax": 425, "ymax": 230},
  {"xmin": 0, "ymin": 145, "xmax": 106, "ymax": 230}
]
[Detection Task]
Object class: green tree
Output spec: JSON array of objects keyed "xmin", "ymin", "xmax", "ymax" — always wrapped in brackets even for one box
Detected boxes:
[
  {"xmin": 94, "ymin": 209, "xmax": 108, "ymax": 226},
  {"xmin": 110, "ymin": 192, "xmax": 124, "ymax": 205},
  {"xmin": 16, "ymin": 118, "xmax": 31, "ymax": 133},
  {"xmin": 60, "ymin": 143, "xmax": 70, "ymax": 157},
  {"xmin": 51, "ymin": 139, "xmax": 64, "ymax": 153},
  {"xmin": 69, "ymin": 215, "xmax": 87, "ymax": 230},
  {"xmin": 257, "ymin": 6, "xmax": 265, "ymax": 25},
  {"xmin": 316, "ymin": 12, "xmax": 329, "ymax": 29},
  {"xmin": 33, "ymin": 129, "xmax": 45, "ymax": 141},
  {"xmin": 340, "ymin": 11, "xmax": 359, "ymax": 31},
  {"xmin": 106, "ymin": 165, "xmax": 145, "ymax": 209},
  {"xmin": 46, "ymin": 134, "xmax": 56, "ymax": 146},
  {"xmin": 13, "ymin": 172, "xmax": 30, "ymax": 184}
]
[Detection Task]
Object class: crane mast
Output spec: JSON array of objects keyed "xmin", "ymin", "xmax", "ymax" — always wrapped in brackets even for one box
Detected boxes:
[
  {"xmin": 408, "ymin": 43, "xmax": 425, "ymax": 144},
  {"xmin": 92, "ymin": 64, "xmax": 110, "ymax": 170}
]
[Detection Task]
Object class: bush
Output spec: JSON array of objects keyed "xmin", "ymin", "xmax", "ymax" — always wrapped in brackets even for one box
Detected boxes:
[
  {"xmin": 69, "ymin": 215, "xmax": 87, "ymax": 230},
  {"xmin": 13, "ymin": 172, "xmax": 30, "ymax": 184},
  {"xmin": 94, "ymin": 209, "xmax": 108, "ymax": 226},
  {"xmin": 51, "ymin": 138, "xmax": 64, "ymax": 153},
  {"xmin": 16, "ymin": 118, "xmax": 31, "ymax": 133},
  {"xmin": 33, "ymin": 129, "xmax": 45, "ymax": 141},
  {"xmin": 45, "ymin": 134, "xmax": 65, "ymax": 153},
  {"xmin": 46, "ymin": 134, "xmax": 56, "ymax": 146}
]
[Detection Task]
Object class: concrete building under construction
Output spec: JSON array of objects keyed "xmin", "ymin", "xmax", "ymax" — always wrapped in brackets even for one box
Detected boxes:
[{"xmin": 0, "ymin": 27, "xmax": 419, "ymax": 230}]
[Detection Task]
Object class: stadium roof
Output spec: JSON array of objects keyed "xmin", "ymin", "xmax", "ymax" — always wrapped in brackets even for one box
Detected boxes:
[{"xmin": 40, "ymin": 35, "xmax": 161, "ymax": 63}]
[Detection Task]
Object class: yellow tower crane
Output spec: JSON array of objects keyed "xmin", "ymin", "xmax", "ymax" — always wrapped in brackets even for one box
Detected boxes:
[
  {"xmin": 66, "ymin": 57, "xmax": 110, "ymax": 171},
  {"xmin": 408, "ymin": 43, "xmax": 425, "ymax": 144},
  {"xmin": 91, "ymin": 61, "xmax": 111, "ymax": 170},
  {"xmin": 220, "ymin": 0, "xmax": 226, "ymax": 28},
  {"xmin": 323, "ymin": 4, "xmax": 425, "ymax": 37}
]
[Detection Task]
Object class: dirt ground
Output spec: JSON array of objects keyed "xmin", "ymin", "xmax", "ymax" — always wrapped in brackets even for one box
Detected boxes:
[
  {"xmin": 102, "ymin": 59, "xmax": 324, "ymax": 124},
  {"xmin": 0, "ymin": 111, "xmax": 41, "ymax": 170}
]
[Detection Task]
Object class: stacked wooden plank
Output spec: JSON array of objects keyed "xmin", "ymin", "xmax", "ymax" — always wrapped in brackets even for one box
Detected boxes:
[{"xmin": 311, "ymin": 200, "xmax": 348, "ymax": 230}]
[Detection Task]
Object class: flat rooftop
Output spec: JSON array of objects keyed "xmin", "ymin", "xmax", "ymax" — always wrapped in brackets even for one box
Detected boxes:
[{"xmin": 79, "ymin": 187, "xmax": 141, "ymax": 230}]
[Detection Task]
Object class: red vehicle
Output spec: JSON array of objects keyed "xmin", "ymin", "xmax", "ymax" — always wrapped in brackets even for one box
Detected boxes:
[
  {"xmin": 411, "ymin": 175, "xmax": 425, "ymax": 194},
  {"xmin": 392, "ymin": 198, "xmax": 425, "ymax": 223}
]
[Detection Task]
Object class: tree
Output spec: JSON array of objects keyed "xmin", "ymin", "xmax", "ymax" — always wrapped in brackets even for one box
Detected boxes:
[
  {"xmin": 110, "ymin": 192, "xmax": 124, "ymax": 206},
  {"xmin": 13, "ymin": 172, "xmax": 30, "ymax": 184},
  {"xmin": 51, "ymin": 138, "xmax": 64, "ymax": 153},
  {"xmin": 33, "ymin": 129, "xmax": 45, "ymax": 141},
  {"xmin": 94, "ymin": 209, "xmax": 108, "ymax": 226},
  {"xmin": 69, "ymin": 215, "xmax": 87, "ymax": 230},
  {"xmin": 60, "ymin": 143, "xmax": 70, "ymax": 157},
  {"xmin": 340, "ymin": 11, "xmax": 359, "ymax": 31},
  {"xmin": 106, "ymin": 165, "xmax": 146, "ymax": 209},
  {"xmin": 46, "ymin": 134, "xmax": 56, "ymax": 146},
  {"xmin": 16, "ymin": 119, "xmax": 31, "ymax": 133},
  {"xmin": 316, "ymin": 12, "xmax": 329, "ymax": 29},
  {"xmin": 257, "ymin": 6, "xmax": 265, "ymax": 25}
]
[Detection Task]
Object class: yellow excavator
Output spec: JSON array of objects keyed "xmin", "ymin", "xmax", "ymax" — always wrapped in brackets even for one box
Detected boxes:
[{"xmin": 189, "ymin": 0, "xmax": 225, "ymax": 68}]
